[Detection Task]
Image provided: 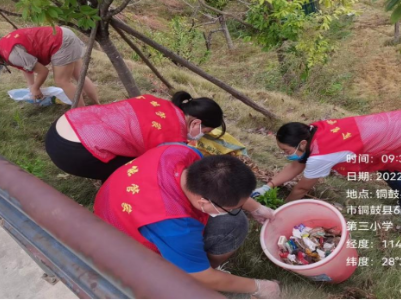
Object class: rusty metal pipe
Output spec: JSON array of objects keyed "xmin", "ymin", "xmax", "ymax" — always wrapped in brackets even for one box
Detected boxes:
[{"xmin": 0, "ymin": 156, "xmax": 224, "ymax": 299}]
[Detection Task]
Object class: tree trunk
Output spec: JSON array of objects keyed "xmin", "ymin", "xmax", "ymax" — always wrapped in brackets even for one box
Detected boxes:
[
  {"xmin": 72, "ymin": 23, "xmax": 98, "ymax": 108},
  {"xmin": 96, "ymin": 26, "xmax": 140, "ymax": 97},
  {"xmin": 218, "ymin": 15, "xmax": 234, "ymax": 50},
  {"xmin": 111, "ymin": 17, "xmax": 277, "ymax": 119},
  {"xmin": 111, "ymin": 24, "xmax": 173, "ymax": 90},
  {"xmin": 395, "ymin": 22, "xmax": 400, "ymax": 44}
]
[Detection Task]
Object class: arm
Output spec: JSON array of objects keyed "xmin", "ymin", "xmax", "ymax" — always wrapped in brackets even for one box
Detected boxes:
[
  {"xmin": 243, "ymin": 197, "xmax": 260, "ymax": 212},
  {"xmin": 23, "ymin": 71, "xmax": 35, "ymax": 87},
  {"xmin": 285, "ymin": 177, "xmax": 319, "ymax": 202},
  {"xmin": 8, "ymin": 45, "xmax": 48, "ymax": 99},
  {"xmin": 268, "ymin": 161, "xmax": 306, "ymax": 187},
  {"xmin": 191, "ymin": 268, "xmax": 256, "ymax": 294}
]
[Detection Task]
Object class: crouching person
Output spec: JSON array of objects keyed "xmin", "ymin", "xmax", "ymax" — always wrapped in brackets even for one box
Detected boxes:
[{"xmin": 94, "ymin": 143, "xmax": 280, "ymax": 298}]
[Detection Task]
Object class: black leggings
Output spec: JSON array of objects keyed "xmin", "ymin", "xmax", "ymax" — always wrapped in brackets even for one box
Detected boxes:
[{"xmin": 45, "ymin": 120, "xmax": 134, "ymax": 182}]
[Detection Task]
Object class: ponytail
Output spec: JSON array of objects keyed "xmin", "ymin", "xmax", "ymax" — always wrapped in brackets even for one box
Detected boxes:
[
  {"xmin": 172, "ymin": 91, "xmax": 226, "ymax": 136},
  {"xmin": 276, "ymin": 122, "xmax": 317, "ymax": 163}
]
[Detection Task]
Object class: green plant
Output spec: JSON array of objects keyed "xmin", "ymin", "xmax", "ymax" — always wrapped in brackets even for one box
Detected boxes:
[
  {"xmin": 16, "ymin": 0, "xmax": 101, "ymax": 29},
  {"xmin": 13, "ymin": 110, "xmax": 24, "ymax": 129},
  {"xmin": 16, "ymin": 157, "xmax": 46, "ymax": 178},
  {"xmin": 147, "ymin": 17, "xmax": 210, "ymax": 66},
  {"xmin": 245, "ymin": 0, "xmax": 357, "ymax": 76},
  {"xmin": 255, "ymin": 187, "xmax": 284, "ymax": 209}
]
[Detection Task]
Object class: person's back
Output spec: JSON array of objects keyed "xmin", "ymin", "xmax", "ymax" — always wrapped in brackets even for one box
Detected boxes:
[
  {"xmin": 0, "ymin": 27, "xmax": 62, "ymax": 68},
  {"xmin": 94, "ymin": 143, "xmax": 205, "ymax": 251},
  {"xmin": 65, "ymin": 95, "xmax": 187, "ymax": 162}
]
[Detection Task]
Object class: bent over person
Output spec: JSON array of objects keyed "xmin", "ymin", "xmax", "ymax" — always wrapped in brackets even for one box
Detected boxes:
[
  {"xmin": 252, "ymin": 110, "xmax": 401, "ymax": 205},
  {"xmin": 94, "ymin": 144, "xmax": 280, "ymax": 298},
  {"xmin": 0, "ymin": 26, "xmax": 99, "ymax": 107},
  {"xmin": 46, "ymin": 91, "xmax": 225, "ymax": 182}
]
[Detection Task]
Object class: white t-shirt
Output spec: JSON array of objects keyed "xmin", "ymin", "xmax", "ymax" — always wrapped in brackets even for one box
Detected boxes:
[{"xmin": 304, "ymin": 151, "xmax": 355, "ymax": 179}]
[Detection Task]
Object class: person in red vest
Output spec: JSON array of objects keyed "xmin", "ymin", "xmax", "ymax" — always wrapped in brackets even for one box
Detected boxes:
[
  {"xmin": 251, "ymin": 110, "xmax": 401, "ymax": 204},
  {"xmin": 0, "ymin": 26, "xmax": 99, "ymax": 107},
  {"xmin": 94, "ymin": 143, "xmax": 280, "ymax": 298},
  {"xmin": 46, "ymin": 91, "xmax": 226, "ymax": 182}
]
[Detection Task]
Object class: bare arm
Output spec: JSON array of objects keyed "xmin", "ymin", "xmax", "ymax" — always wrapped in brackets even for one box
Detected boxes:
[
  {"xmin": 23, "ymin": 71, "xmax": 35, "ymax": 86},
  {"xmin": 243, "ymin": 197, "xmax": 260, "ymax": 212},
  {"xmin": 268, "ymin": 161, "xmax": 306, "ymax": 187},
  {"xmin": 190, "ymin": 267, "xmax": 256, "ymax": 294},
  {"xmin": 285, "ymin": 177, "xmax": 319, "ymax": 202}
]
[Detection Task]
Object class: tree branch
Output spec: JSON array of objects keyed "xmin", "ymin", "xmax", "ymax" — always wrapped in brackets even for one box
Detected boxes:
[
  {"xmin": 182, "ymin": 0, "xmax": 219, "ymax": 21},
  {"xmin": 197, "ymin": 0, "xmax": 257, "ymax": 30},
  {"xmin": 111, "ymin": 23, "xmax": 173, "ymax": 90},
  {"xmin": 72, "ymin": 22, "xmax": 98, "ymax": 108},
  {"xmin": 193, "ymin": 19, "xmax": 218, "ymax": 29},
  {"xmin": 111, "ymin": 17, "xmax": 277, "ymax": 119},
  {"xmin": 0, "ymin": 8, "xmax": 22, "ymax": 17},
  {"xmin": 0, "ymin": 11, "xmax": 18, "ymax": 29},
  {"xmin": 107, "ymin": 0, "xmax": 131, "ymax": 19},
  {"xmin": 100, "ymin": 0, "xmax": 114, "ymax": 18}
]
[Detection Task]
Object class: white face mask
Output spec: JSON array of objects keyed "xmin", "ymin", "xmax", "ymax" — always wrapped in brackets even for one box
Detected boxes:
[
  {"xmin": 187, "ymin": 123, "xmax": 204, "ymax": 141},
  {"xmin": 208, "ymin": 212, "xmax": 228, "ymax": 218},
  {"xmin": 201, "ymin": 202, "xmax": 228, "ymax": 217}
]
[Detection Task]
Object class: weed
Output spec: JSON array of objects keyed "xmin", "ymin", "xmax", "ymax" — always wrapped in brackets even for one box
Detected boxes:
[
  {"xmin": 255, "ymin": 187, "xmax": 285, "ymax": 209},
  {"xmin": 16, "ymin": 157, "xmax": 46, "ymax": 178},
  {"xmin": 13, "ymin": 110, "xmax": 24, "ymax": 129}
]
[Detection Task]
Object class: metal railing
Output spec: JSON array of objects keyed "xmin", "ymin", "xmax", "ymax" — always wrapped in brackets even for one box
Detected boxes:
[{"xmin": 0, "ymin": 156, "xmax": 223, "ymax": 299}]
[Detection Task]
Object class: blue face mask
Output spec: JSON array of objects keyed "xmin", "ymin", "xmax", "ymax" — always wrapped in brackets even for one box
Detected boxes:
[{"xmin": 286, "ymin": 143, "xmax": 306, "ymax": 161}]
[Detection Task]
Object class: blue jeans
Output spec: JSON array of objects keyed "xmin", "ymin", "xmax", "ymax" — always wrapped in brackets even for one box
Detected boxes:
[{"xmin": 203, "ymin": 211, "xmax": 248, "ymax": 255}]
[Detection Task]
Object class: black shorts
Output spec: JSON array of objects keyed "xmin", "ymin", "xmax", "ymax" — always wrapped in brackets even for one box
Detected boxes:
[{"xmin": 45, "ymin": 120, "xmax": 134, "ymax": 182}]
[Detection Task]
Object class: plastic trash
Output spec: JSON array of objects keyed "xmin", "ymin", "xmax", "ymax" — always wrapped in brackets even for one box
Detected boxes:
[
  {"xmin": 8, "ymin": 87, "xmax": 72, "ymax": 106},
  {"xmin": 277, "ymin": 222, "xmax": 342, "ymax": 266},
  {"xmin": 260, "ymin": 199, "xmax": 357, "ymax": 283}
]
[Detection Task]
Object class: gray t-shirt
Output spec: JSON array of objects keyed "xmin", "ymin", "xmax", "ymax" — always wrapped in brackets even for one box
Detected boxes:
[
  {"xmin": 8, "ymin": 45, "xmax": 38, "ymax": 72},
  {"xmin": 7, "ymin": 27, "xmax": 84, "ymax": 71}
]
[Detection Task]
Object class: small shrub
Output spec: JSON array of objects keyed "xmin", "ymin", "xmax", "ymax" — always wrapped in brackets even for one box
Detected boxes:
[{"xmin": 255, "ymin": 187, "xmax": 285, "ymax": 209}]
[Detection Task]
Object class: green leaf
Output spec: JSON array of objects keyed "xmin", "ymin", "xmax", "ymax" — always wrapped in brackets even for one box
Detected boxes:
[
  {"xmin": 80, "ymin": 5, "xmax": 95, "ymax": 13},
  {"xmin": 77, "ymin": 18, "xmax": 86, "ymax": 28},
  {"xmin": 391, "ymin": 4, "xmax": 401, "ymax": 23},
  {"xmin": 32, "ymin": 5, "xmax": 42, "ymax": 13},
  {"xmin": 32, "ymin": 0, "xmax": 43, "ymax": 7},
  {"xmin": 86, "ymin": 19, "xmax": 96, "ymax": 28},
  {"xmin": 46, "ymin": 7, "xmax": 59, "ymax": 18},
  {"xmin": 386, "ymin": 0, "xmax": 400, "ymax": 11},
  {"xmin": 22, "ymin": 8, "xmax": 30, "ymax": 19},
  {"xmin": 70, "ymin": 12, "xmax": 82, "ymax": 18},
  {"xmin": 37, "ymin": 12, "xmax": 46, "ymax": 23}
]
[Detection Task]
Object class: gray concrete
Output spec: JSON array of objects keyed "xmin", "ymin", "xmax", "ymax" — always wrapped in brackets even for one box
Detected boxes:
[{"xmin": 0, "ymin": 228, "xmax": 77, "ymax": 299}]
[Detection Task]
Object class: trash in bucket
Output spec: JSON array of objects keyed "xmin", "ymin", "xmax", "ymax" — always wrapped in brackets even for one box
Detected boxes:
[
  {"xmin": 277, "ymin": 224, "xmax": 342, "ymax": 265},
  {"xmin": 260, "ymin": 199, "xmax": 358, "ymax": 283}
]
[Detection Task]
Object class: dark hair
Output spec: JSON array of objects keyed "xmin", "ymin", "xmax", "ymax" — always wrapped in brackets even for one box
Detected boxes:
[
  {"xmin": 172, "ymin": 91, "xmax": 226, "ymax": 136},
  {"xmin": 186, "ymin": 155, "xmax": 256, "ymax": 207},
  {"xmin": 276, "ymin": 122, "xmax": 317, "ymax": 163}
]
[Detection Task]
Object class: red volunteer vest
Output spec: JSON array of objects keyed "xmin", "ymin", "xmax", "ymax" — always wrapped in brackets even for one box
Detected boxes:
[
  {"xmin": 310, "ymin": 110, "xmax": 401, "ymax": 176},
  {"xmin": 65, "ymin": 95, "xmax": 188, "ymax": 162},
  {"xmin": 93, "ymin": 144, "xmax": 209, "ymax": 253},
  {"xmin": 0, "ymin": 27, "xmax": 62, "ymax": 72}
]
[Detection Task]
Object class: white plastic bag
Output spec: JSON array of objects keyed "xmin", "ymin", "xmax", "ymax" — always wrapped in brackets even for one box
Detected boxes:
[{"xmin": 8, "ymin": 87, "xmax": 72, "ymax": 106}]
